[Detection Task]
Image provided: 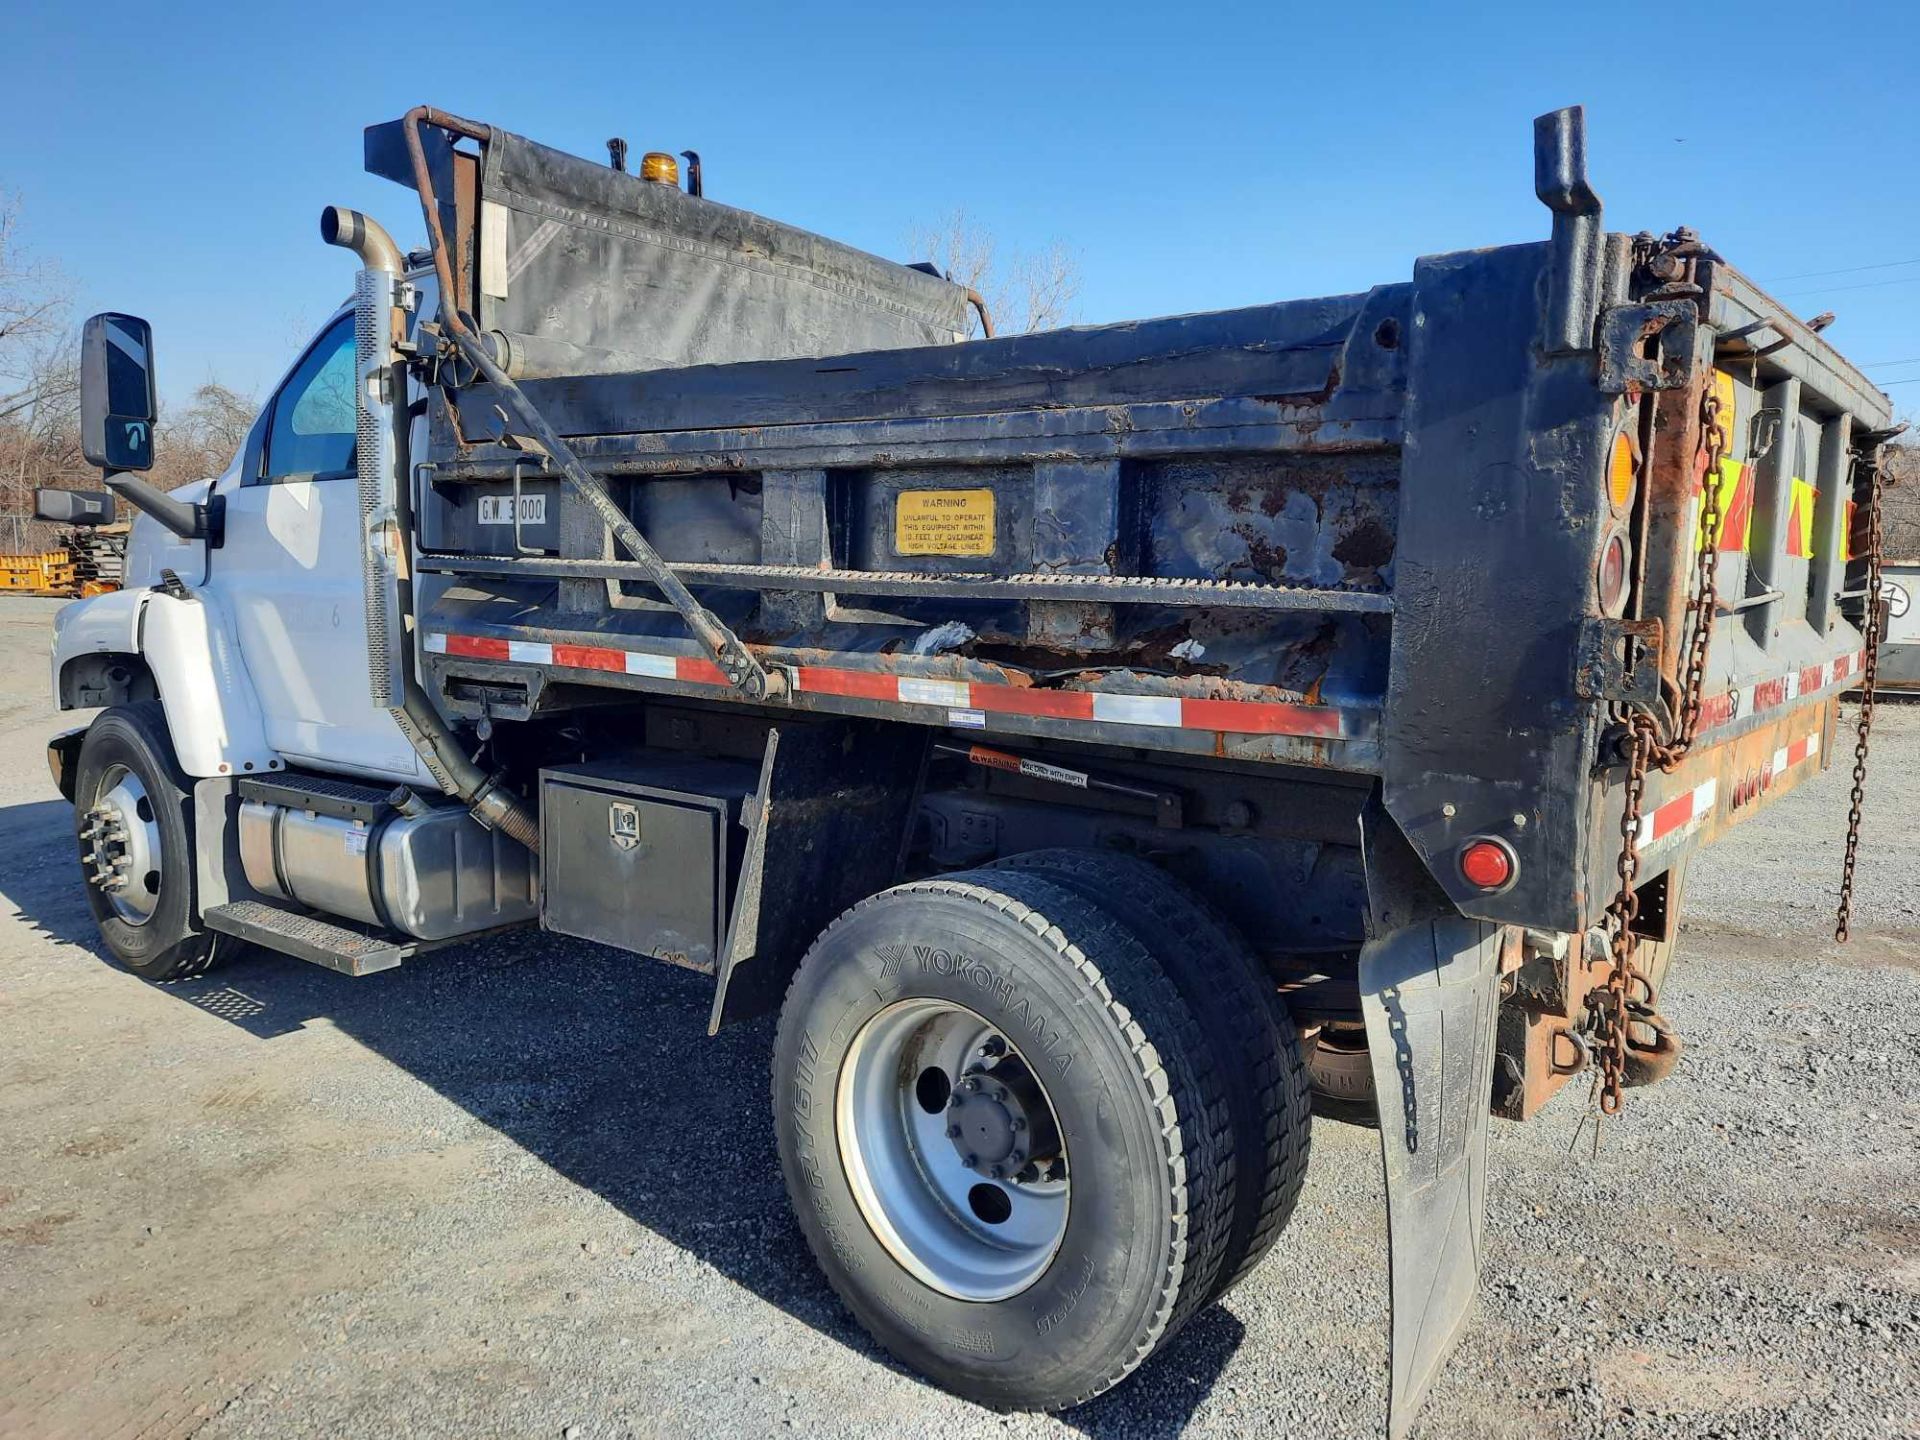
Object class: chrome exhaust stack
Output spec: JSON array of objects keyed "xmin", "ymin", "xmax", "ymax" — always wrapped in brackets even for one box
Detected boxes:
[
  {"xmin": 320, "ymin": 206, "xmax": 403, "ymax": 273},
  {"xmin": 322, "ymin": 205, "xmax": 540, "ymax": 853}
]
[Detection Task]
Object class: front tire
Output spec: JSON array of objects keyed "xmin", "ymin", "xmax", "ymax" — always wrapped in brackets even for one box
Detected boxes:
[
  {"xmin": 72, "ymin": 701, "xmax": 218, "ymax": 982},
  {"xmin": 772, "ymin": 870, "xmax": 1233, "ymax": 1411}
]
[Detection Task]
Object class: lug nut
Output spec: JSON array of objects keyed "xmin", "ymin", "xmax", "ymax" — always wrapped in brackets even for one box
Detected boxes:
[
  {"xmin": 961, "ymin": 1077, "xmax": 979, "ymax": 1093},
  {"xmin": 962, "ymin": 1153, "xmax": 978, "ymax": 1168},
  {"xmin": 989, "ymin": 1164, "xmax": 1005, "ymax": 1179},
  {"xmin": 946, "ymin": 1125, "xmax": 962, "ymax": 1138},
  {"xmin": 1009, "ymin": 1117, "xmax": 1026, "ymax": 1132},
  {"xmin": 1009, "ymin": 1149, "xmax": 1025, "ymax": 1166}
]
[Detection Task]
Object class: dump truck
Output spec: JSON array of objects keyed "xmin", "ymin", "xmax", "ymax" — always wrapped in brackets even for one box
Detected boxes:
[{"xmin": 39, "ymin": 105, "xmax": 1897, "ymax": 1436}]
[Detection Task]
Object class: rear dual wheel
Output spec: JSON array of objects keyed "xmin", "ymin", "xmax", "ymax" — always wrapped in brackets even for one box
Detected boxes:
[{"xmin": 772, "ymin": 856, "xmax": 1308, "ymax": 1411}]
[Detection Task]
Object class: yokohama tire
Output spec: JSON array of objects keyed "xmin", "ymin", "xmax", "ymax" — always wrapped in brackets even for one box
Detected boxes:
[
  {"xmin": 772, "ymin": 870, "xmax": 1233, "ymax": 1411},
  {"xmin": 988, "ymin": 848, "xmax": 1311, "ymax": 1299}
]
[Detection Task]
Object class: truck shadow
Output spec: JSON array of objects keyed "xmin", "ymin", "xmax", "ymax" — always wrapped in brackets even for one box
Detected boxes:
[
  {"xmin": 3, "ymin": 834, "xmax": 1242, "ymax": 1440},
  {"xmin": 0, "ymin": 799, "xmax": 108, "ymax": 950},
  {"xmin": 187, "ymin": 935, "xmax": 1245, "ymax": 1434}
]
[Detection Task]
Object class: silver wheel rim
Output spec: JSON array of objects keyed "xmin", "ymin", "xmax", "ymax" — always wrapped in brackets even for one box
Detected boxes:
[
  {"xmin": 836, "ymin": 998, "xmax": 1070, "ymax": 1301},
  {"xmin": 82, "ymin": 764, "xmax": 162, "ymax": 925}
]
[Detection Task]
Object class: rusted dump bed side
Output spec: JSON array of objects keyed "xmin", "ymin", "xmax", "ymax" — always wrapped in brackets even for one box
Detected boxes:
[
  {"xmin": 417, "ymin": 288, "xmax": 1411, "ymax": 773},
  {"xmin": 409, "ymin": 203, "xmax": 1892, "ymax": 942}
]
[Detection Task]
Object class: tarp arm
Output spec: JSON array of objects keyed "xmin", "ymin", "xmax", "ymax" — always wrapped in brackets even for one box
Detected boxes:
[{"xmin": 397, "ymin": 105, "xmax": 785, "ymax": 704}]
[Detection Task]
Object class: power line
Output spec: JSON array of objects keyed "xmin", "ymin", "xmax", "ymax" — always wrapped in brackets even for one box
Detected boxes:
[
  {"xmin": 1770, "ymin": 256, "xmax": 1920, "ymax": 283},
  {"xmin": 1779, "ymin": 275, "xmax": 1920, "ymax": 299},
  {"xmin": 1863, "ymin": 357, "xmax": 1920, "ymax": 368}
]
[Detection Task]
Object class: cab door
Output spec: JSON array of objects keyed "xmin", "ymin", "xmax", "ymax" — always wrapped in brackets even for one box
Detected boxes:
[{"xmin": 209, "ymin": 311, "xmax": 427, "ymax": 782}]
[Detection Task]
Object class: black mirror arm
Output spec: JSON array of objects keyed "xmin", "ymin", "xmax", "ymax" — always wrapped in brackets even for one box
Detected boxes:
[{"xmin": 103, "ymin": 471, "xmax": 223, "ymax": 547}]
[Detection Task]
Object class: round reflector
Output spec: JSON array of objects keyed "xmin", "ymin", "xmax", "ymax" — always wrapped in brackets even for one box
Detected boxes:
[
  {"xmin": 1608, "ymin": 432, "xmax": 1637, "ymax": 510},
  {"xmin": 1459, "ymin": 838, "xmax": 1515, "ymax": 892},
  {"xmin": 1597, "ymin": 528, "xmax": 1632, "ymax": 616}
]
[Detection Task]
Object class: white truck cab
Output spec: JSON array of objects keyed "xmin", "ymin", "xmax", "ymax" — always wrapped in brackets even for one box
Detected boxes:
[
  {"xmin": 52, "ymin": 299, "xmax": 434, "ymax": 784},
  {"xmin": 45, "ymin": 242, "xmax": 534, "ymax": 988}
]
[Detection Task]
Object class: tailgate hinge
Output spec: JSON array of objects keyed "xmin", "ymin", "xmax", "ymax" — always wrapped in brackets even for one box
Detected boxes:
[
  {"xmin": 1595, "ymin": 299, "xmax": 1699, "ymax": 394},
  {"xmin": 1574, "ymin": 615, "xmax": 1665, "ymax": 709}
]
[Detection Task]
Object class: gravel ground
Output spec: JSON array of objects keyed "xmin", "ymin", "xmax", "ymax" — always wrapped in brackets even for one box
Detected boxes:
[{"xmin": 0, "ymin": 593, "xmax": 1915, "ymax": 1440}]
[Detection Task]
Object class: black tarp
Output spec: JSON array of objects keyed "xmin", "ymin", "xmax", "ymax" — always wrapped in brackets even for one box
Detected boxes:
[{"xmin": 468, "ymin": 129, "xmax": 969, "ymax": 378}]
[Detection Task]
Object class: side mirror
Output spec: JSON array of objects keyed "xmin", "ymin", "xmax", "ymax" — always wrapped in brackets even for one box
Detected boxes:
[
  {"xmin": 34, "ymin": 488, "xmax": 115, "ymax": 526},
  {"xmin": 79, "ymin": 313, "xmax": 157, "ymax": 472}
]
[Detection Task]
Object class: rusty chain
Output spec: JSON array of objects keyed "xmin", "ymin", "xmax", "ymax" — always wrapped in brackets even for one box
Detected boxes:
[
  {"xmin": 1590, "ymin": 388, "xmax": 1727, "ymax": 1116},
  {"xmin": 1835, "ymin": 451, "xmax": 1885, "ymax": 943}
]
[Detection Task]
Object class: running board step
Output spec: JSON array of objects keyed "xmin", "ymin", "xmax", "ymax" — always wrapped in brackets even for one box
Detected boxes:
[
  {"xmin": 238, "ymin": 772, "xmax": 404, "ymax": 822},
  {"xmin": 203, "ymin": 900, "xmax": 412, "ymax": 977}
]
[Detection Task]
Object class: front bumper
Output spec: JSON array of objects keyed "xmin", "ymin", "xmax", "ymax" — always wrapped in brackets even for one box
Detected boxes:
[{"xmin": 47, "ymin": 726, "xmax": 85, "ymax": 803}]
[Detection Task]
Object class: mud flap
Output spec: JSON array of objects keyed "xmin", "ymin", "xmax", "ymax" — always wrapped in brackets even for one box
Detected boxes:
[{"xmin": 1359, "ymin": 915, "xmax": 1503, "ymax": 1439}]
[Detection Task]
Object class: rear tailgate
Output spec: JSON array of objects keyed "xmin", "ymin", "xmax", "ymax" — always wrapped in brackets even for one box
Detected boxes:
[{"xmin": 1590, "ymin": 256, "xmax": 1893, "ymax": 909}]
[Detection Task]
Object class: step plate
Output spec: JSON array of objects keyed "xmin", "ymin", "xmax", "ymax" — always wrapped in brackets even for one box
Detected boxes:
[
  {"xmin": 203, "ymin": 900, "xmax": 410, "ymax": 977},
  {"xmin": 237, "ymin": 773, "xmax": 399, "ymax": 823}
]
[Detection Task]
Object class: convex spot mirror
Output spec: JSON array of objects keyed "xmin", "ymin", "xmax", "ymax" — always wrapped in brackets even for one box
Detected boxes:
[
  {"xmin": 34, "ymin": 488, "xmax": 115, "ymax": 526},
  {"xmin": 80, "ymin": 312, "xmax": 157, "ymax": 472}
]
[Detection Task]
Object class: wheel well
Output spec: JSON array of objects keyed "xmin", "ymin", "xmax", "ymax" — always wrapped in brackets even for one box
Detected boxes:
[{"xmin": 59, "ymin": 653, "xmax": 159, "ymax": 710}]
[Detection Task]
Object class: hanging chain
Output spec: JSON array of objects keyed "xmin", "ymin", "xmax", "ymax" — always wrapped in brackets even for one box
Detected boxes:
[
  {"xmin": 1591, "ymin": 389, "xmax": 1727, "ymax": 1116},
  {"xmin": 1835, "ymin": 451, "xmax": 1885, "ymax": 943}
]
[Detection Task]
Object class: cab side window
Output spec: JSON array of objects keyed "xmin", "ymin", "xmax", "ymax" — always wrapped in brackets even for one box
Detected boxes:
[{"xmin": 263, "ymin": 317, "xmax": 357, "ymax": 481}]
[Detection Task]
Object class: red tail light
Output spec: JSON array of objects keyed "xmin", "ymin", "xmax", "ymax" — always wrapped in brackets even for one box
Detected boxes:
[{"xmin": 1459, "ymin": 837, "xmax": 1517, "ymax": 892}]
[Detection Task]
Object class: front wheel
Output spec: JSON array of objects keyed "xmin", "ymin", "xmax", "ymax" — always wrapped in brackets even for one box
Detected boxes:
[
  {"xmin": 772, "ymin": 870, "xmax": 1235, "ymax": 1411},
  {"xmin": 72, "ymin": 701, "xmax": 218, "ymax": 982}
]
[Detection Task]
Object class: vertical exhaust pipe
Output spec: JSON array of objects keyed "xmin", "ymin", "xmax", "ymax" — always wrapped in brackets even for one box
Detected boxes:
[
  {"xmin": 320, "ymin": 203, "xmax": 540, "ymax": 852},
  {"xmin": 320, "ymin": 206, "xmax": 403, "ymax": 274}
]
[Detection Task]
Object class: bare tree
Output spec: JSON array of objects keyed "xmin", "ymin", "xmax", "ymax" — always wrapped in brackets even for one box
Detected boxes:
[
  {"xmin": 905, "ymin": 210, "xmax": 1082, "ymax": 336},
  {"xmin": 154, "ymin": 382, "xmax": 257, "ymax": 487},
  {"xmin": 0, "ymin": 194, "xmax": 259, "ymax": 551},
  {"xmin": 0, "ymin": 194, "xmax": 70, "ymax": 424},
  {"xmin": 1008, "ymin": 239, "xmax": 1080, "ymax": 335},
  {"xmin": 0, "ymin": 197, "xmax": 84, "ymax": 549}
]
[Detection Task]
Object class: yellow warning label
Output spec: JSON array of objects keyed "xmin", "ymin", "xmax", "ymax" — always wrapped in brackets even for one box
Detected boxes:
[
  {"xmin": 895, "ymin": 489, "xmax": 996, "ymax": 557},
  {"xmin": 1710, "ymin": 369, "xmax": 1738, "ymax": 454}
]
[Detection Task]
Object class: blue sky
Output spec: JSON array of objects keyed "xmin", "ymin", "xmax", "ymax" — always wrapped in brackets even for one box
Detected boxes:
[{"xmin": 5, "ymin": 0, "xmax": 1917, "ymax": 423}]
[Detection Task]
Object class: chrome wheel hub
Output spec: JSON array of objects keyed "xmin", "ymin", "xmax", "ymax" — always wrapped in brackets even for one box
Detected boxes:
[
  {"xmin": 82, "ymin": 765, "xmax": 161, "ymax": 925},
  {"xmin": 837, "ymin": 998, "xmax": 1070, "ymax": 1301}
]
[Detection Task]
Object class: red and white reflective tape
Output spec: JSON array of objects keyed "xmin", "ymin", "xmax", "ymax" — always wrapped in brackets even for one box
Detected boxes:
[
  {"xmin": 1773, "ymin": 729, "xmax": 1820, "ymax": 777},
  {"xmin": 1640, "ymin": 728, "xmax": 1821, "ymax": 850},
  {"xmin": 424, "ymin": 631, "xmax": 1367, "ymax": 740},
  {"xmin": 1696, "ymin": 650, "xmax": 1864, "ymax": 733},
  {"xmin": 1637, "ymin": 776, "xmax": 1717, "ymax": 849}
]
